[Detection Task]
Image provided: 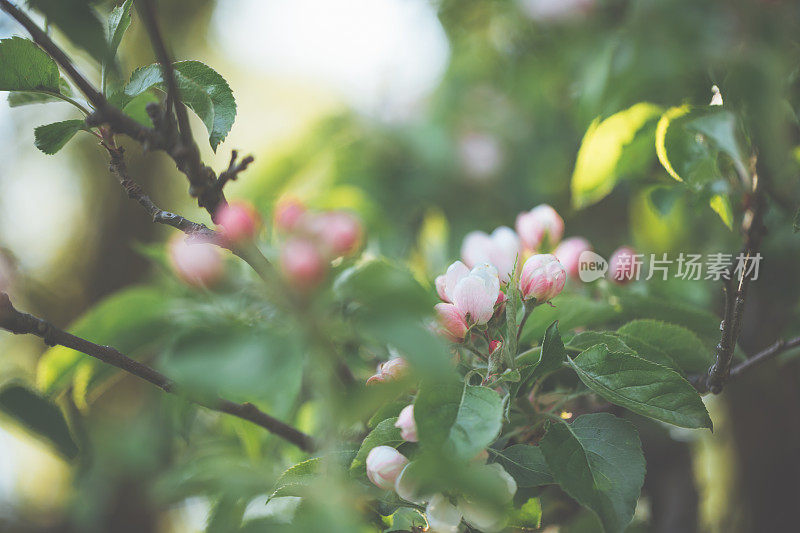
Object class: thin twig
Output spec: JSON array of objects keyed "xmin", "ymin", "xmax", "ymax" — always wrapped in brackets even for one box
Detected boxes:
[{"xmin": 0, "ymin": 293, "xmax": 315, "ymax": 452}]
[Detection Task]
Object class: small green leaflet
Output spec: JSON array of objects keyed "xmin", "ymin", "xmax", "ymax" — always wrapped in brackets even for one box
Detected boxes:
[
  {"xmin": 568, "ymin": 344, "xmax": 712, "ymax": 429},
  {"xmin": 107, "ymin": 0, "xmax": 134, "ymax": 55},
  {"xmin": 0, "ymin": 37, "xmax": 60, "ymax": 92},
  {"xmin": 267, "ymin": 457, "xmax": 322, "ymax": 501},
  {"xmin": 617, "ymin": 319, "xmax": 712, "ymax": 375},
  {"xmin": 34, "ymin": 120, "xmax": 89, "ymax": 155},
  {"xmin": 125, "ymin": 61, "xmax": 237, "ymax": 150},
  {"xmin": 540, "ymin": 414, "xmax": 645, "ymax": 533},
  {"xmin": 0, "ymin": 384, "xmax": 79, "ymax": 460}
]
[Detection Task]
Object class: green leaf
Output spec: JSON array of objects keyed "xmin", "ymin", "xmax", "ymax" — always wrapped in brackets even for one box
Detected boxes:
[
  {"xmin": 490, "ymin": 444, "xmax": 553, "ymax": 488},
  {"xmin": 36, "ymin": 286, "xmax": 170, "ymax": 397},
  {"xmin": 28, "ymin": 0, "xmax": 109, "ymax": 63},
  {"xmin": 532, "ymin": 320, "xmax": 566, "ymax": 380},
  {"xmin": 568, "ymin": 331, "xmax": 678, "ymax": 371},
  {"xmin": 107, "ymin": 0, "xmax": 134, "ymax": 55},
  {"xmin": 206, "ymin": 498, "xmax": 245, "ymax": 533},
  {"xmin": 415, "ymin": 383, "xmax": 503, "ymax": 461},
  {"xmin": 350, "ymin": 418, "xmax": 403, "ymax": 476},
  {"xmin": 448, "ymin": 385, "xmax": 503, "ymax": 461},
  {"xmin": 0, "ymin": 384, "xmax": 78, "ymax": 459},
  {"xmin": 268, "ymin": 457, "xmax": 322, "ymax": 501},
  {"xmin": 509, "ymin": 498, "xmax": 542, "ymax": 530},
  {"xmin": 540, "ymin": 414, "xmax": 645, "ymax": 533},
  {"xmin": 121, "ymin": 91, "xmax": 159, "ymax": 127},
  {"xmin": 384, "ymin": 508, "xmax": 427, "ymax": 532},
  {"xmin": 655, "ymin": 105, "xmax": 721, "ymax": 186},
  {"xmin": 125, "ymin": 61, "xmax": 237, "ymax": 150},
  {"xmin": 34, "ymin": 119, "xmax": 87, "ymax": 154},
  {"xmin": 685, "ymin": 110, "xmax": 747, "ymax": 176},
  {"xmin": 568, "ymin": 345, "xmax": 712, "ymax": 429},
  {"xmin": 571, "ymin": 103, "xmax": 662, "ymax": 209},
  {"xmin": 520, "ymin": 294, "xmax": 620, "ymax": 345},
  {"xmin": 8, "ymin": 78, "xmax": 74, "ymax": 107},
  {"xmin": 0, "ymin": 37, "xmax": 60, "ymax": 92},
  {"xmin": 709, "ymin": 193, "xmax": 734, "ymax": 230},
  {"xmin": 617, "ymin": 319, "xmax": 712, "ymax": 375}
]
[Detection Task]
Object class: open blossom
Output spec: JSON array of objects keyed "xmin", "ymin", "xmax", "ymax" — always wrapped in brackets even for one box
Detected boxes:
[
  {"xmin": 515, "ymin": 204, "xmax": 564, "ymax": 252},
  {"xmin": 554, "ymin": 237, "xmax": 592, "ymax": 279},
  {"xmin": 519, "ymin": 254, "xmax": 566, "ymax": 302},
  {"xmin": 460, "ymin": 226, "xmax": 520, "ymax": 282},
  {"xmin": 280, "ymin": 238, "xmax": 326, "ymax": 289},
  {"xmin": 434, "ymin": 263, "xmax": 500, "ymax": 341},
  {"xmin": 426, "ymin": 494, "xmax": 463, "ymax": 533},
  {"xmin": 168, "ymin": 235, "xmax": 224, "ymax": 287},
  {"xmin": 366, "ymin": 358, "xmax": 409, "ymax": 385},
  {"xmin": 609, "ymin": 246, "xmax": 640, "ymax": 284},
  {"xmin": 366, "ymin": 446, "xmax": 408, "ymax": 490},
  {"xmin": 395, "ymin": 405, "xmax": 418, "ymax": 442},
  {"xmin": 216, "ymin": 201, "xmax": 261, "ymax": 244}
]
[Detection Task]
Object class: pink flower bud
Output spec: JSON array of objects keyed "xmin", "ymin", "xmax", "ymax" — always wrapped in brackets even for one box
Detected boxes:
[
  {"xmin": 395, "ymin": 405, "xmax": 418, "ymax": 442},
  {"xmin": 168, "ymin": 235, "xmax": 224, "ymax": 287},
  {"xmin": 216, "ymin": 201, "xmax": 261, "ymax": 244},
  {"xmin": 554, "ymin": 237, "xmax": 592, "ymax": 279},
  {"xmin": 435, "ymin": 302, "xmax": 469, "ymax": 342},
  {"xmin": 519, "ymin": 254, "xmax": 567, "ymax": 302},
  {"xmin": 366, "ymin": 446, "xmax": 408, "ymax": 490},
  {"xmin": 515, "ymin": 204, "xmax": 564, "ymax": 252},
  {"xmin": 308, "ymin": 211, "xmax": 363, "ymax": 258},
  {"xmin": 280, "ymin": 238, "xmax": 326, "ymax": 289},
  {"xmin": 609, "ymin": 246, "xmax": 640, "ymax": 284},
  {"xmin": 273, "ymin": 198, "xmax": 306, "ymax": 233},
  {"xmin": 366, "ymin": 358, "xmax": 409, "ymax": 385}
]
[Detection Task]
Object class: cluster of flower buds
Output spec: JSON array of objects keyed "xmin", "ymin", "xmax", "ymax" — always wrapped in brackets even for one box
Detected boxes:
[
  {"xmin": 167, "ymin": 201, "xmax": 263, "ymax": 286},
  {"xmin": 274, "ymin": 198, "xmax": 363, "ymax": 290},
  {"xmin": 365, "ymin": 404, "xmax": 516, "ymax": 532},
  {"xmin": 459, "ymin": 204, "xmax": 590, "ymax": 283}
]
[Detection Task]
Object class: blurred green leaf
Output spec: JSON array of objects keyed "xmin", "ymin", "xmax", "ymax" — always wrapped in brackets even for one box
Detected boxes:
[
  {"xmin": 568, "ymin": 345, "xmax": 712, "ymax": 429},
  {"xmin": 106, "ymin": 0, "xmax": 133, "ymax": 56},
  {"xmin": 268, "ymin": 457, "xmax": 322, "ymax": 501},
  {"xmin": 350, "ymin": 417, "xmax": 403, "ymax": 476},
  {"xmin": 34, "ymin": 119, "xmax": 87, "ymax": 154},
  {"xmin": 709, "ymin": 193, "xmax": 734, "ymax": 230},
  {"xmin": 571, "ymin": 103, "xmax": 662, "ymax": 208},
  {"xmin": 617, "ymin": 319, "xmax": 712, "ymax": 375},
  {"xmin": 0, "ymin": 37, "xmax": 60, "ymax": 92},
  {"xmin": 509, "ymin": 497, "xmax": 543, "ymax": 530},
  {"xmin": 125, "ymin": 61, "xmax": 237, "ymax": 150},
  {"xmin": 0, "ymin": 384, "xmax": 78, "ymax": 459},
  {"xmin": 28, "ymin": 0, "xmax": 109, "ymax": 63},
  {"xmin": 206, "ymin": 497, "xmax": 245, "ymax": 533},
  {"xmin": 491, "ymin": 444, "xmax": 553, "ymax": 488},
  {"xmin": 384, "ymin": 507, "xmax": 427, "ymax": 532},
  {"xmin": 685, "ymin": 109, "xmax": 748, "ymax": 175},
  {"xmin": 37, "ymin": 286, "xmax": 170, "ymax": 397},
  {"xmin": 656, "ymin": 105, "xmax": 720, "ymax": 186},
  {"xmin": 540, "ymin": 414, "xmax": 645, "ymax": 533},
  {"xmin": 121, "ymin": 90, "xmax": 158, "ymax": 127},
  {"xmin": 520, "ymin": 295, "xmax": 620, "ymax": 345}
]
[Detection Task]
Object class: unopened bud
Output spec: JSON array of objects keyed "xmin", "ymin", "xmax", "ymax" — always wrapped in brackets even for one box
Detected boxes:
[
  {"xmin": 366, "ymin": 446, "xmax": 408, "ymax": 490},
  {"xmin": 609, "ymin": 246, "xmax": 640, "ymax": 284},
  {"xmin": 518, "ymin": 254, "xmax": 566, "ymax": 302},
  {"xmin": 394, "ymin": 405, "xmax": 418, "ymax": 442},
  {"xmin": 273, "ymin": 198, "xmax": 306, "ymax": 233},
  {"xmin": 216, "ymin": 201, "xmax": 261, "ymax": 244},
  {"xmin": 280, "ymin": 238, "xmax": 326, "ymax": 289},
  {"xmin": 515, "ymin": 204, "xmax": 564, "ymax": 252},
  {"xmin": 168, "ymin": 235, "xmax": 224, "ymax": 287},
  {"xmin": 554, "ymin": 237, "xmax": 592, "ymax": 279}
]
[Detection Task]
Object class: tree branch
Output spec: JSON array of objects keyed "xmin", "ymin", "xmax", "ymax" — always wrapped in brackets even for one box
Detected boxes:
[{"xmin": 0, "ymin": 293, "xmax": 316, "ymax": 452}]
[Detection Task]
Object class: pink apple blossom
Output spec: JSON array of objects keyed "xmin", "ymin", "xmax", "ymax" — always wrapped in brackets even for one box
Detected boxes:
[
  {"xmin": 554, "ymin": 237, "xmax": 592, "ymax": 279},
  {"xmin": 434, "ymin": 263, "xmax": 501, "ymax": 341},
  {"xmin": 168, "ymin": 235, "xmax": 224, "ymax": 287},
  {"xmin": 518, "ymin": 254, "xmax": 567, "ymax": 302},
  {"xmin": 280, "ymin": 238, "xmax": 326, "ymax": 289},
  {"xmin": 216, "ymin": 201, "xmax": 261, "ymax": 244},
  {"xmin": 460, "ymin": 227, "xmax": 520, "ymax": 282},
  {"xmin": 609, "ymin": 246, "xmax": 640, "ymax": 284},
  {"xmin": 458, "ymin": 131, "xmax": 503, "ymax": 181},
  {"xmin": 515, "ymin": 204, "xmax": 564, "ymax": 252},
  {"xmin": 395, "ymin": 405, "xmax": 418, "ymax": 442},
  {"xmin": 366, "ymin": 446, "xmax": 408, "ymax": 490}
]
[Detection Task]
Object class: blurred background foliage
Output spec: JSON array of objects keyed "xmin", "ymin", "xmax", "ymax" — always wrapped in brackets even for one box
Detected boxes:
[{"xmin": 0, "ymin": 0, "xmax": 799, "ymax": 531}]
